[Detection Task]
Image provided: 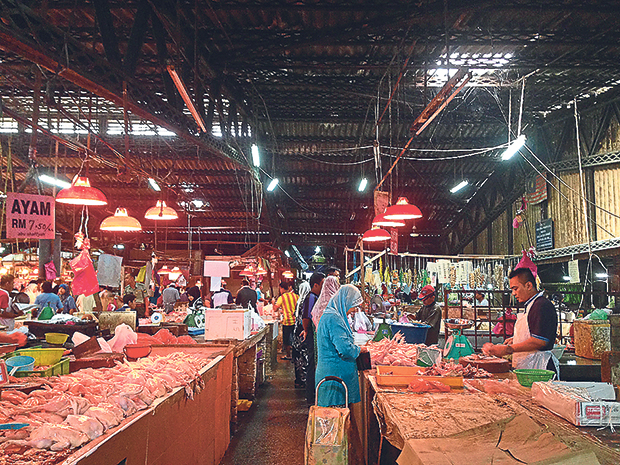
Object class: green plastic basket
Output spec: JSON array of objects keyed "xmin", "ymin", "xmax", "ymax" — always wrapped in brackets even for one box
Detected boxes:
[{"xmin": 513, "ymin": 369, "xmax": 556, "ymax": 387}]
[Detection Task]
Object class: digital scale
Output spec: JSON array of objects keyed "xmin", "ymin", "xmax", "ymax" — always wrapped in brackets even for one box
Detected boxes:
[
  {"xmin": 369, "ymin": 295, "xmax": 392, "ymax": 342},
  {"xmin": 443, "ymin": 318, "xmax": 475, "ymax": 360}
]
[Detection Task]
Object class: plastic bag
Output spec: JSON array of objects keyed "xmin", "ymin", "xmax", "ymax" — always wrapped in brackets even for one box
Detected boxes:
[
  {"xmin": 516, "ymin": 250, "xmax": 538, "ymax": 277},
  {"xmin": 70, "ymin": 249, "xmax": 100, "ymax": 297},
  {"xmin": 44, "ymin": 261, "xmax": 57, "ymax": 280},
  {"xmin": 587, "ymin": 309, "xmax": 609, "ymax": 320},
  {"xmin": 136, "ymin": 266, "xmax": 147, "ymax": 283},
  {"xmin": 353, "ymin": 310, "xmax": 373, "ymax": 332},
  {"xmin": 108, "ymin": 323, "xmax": 138, "ymax": 352}
]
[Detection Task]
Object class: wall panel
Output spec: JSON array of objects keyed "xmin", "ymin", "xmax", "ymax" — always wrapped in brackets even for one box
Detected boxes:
[
  {"xmin": 594, "ymin": 167, "xmax": 620, "ymax": 240},
  {"xmin": 548, "ymin": 172, "xmax": 588, "ymax": 248}
]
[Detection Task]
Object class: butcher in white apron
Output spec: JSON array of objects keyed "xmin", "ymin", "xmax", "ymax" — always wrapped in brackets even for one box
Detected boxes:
[{"xmin": 483, "ymin": 267, "xmax": 559, "ymax": 376}]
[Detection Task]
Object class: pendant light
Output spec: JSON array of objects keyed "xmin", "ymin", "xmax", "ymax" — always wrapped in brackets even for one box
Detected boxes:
[
  {"xmin": 383, "ymin": 197, "xmax": 422, "ymax": 220},
  {"xmin": 145, "ymin": 200, "xmax": 178, "ymax": 220},
  {"xmin": 372, "ymin": 213, "xmax": 405, "ymax": 228},
  {"xmin": 168, "ymin": 267, "xmax": 182, "ymax": 280},
  {"xmin": 282, "ymin": 270, "xmax": 294, "ymax": 279},
  {"xmin": 256, "ymin": 263, "xmax": 268, "ymax": 275},
  {"xmin": 56, "ymin": 176, "xmax": 108, "ymax": 206},
  {"xmin": 362, "ymin": 227, "xmax": 391, "ymax": 242},
  {"xmin": 158, "ymin": 265, "xmax": 172, "ymax": 275},
  {"xmin": 100, "ymin": 208, "xmax": 142, "ymax": 232},
  {"xmin": 239, "ymin": 264, "xmax": 256, "ymax": 276}
]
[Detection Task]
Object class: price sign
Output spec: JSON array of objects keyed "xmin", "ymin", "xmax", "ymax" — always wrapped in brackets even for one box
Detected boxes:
[{"xmin": 6, "ymin": 193, "xmax": 56, "ymax": 240}]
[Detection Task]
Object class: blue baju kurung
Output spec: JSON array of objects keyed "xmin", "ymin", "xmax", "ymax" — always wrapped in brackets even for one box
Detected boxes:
[{"xmin": 315, "ymin": 285, "xmax": 363, "ymax": 407}]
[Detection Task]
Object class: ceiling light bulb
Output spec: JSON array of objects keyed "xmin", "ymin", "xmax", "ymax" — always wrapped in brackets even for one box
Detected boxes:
[
  {"xmin": 315, "ymin": 246, "xmax": 321, "ymax": 253},
  {"xmin": 501, "ymin": 134, "xmax": 526, "ymax": 160},
  {"xmin": 595, "ymin": 273, "xmax": 609, "ymax": 279},
  {"xmin": 267, "ymin": 178, "xmax": 279, "ymax": 192},
  {"xmin": 562, "ymin": 276, "xmax": 571, "ymax": 281},
  {"xmin": 148, "ymin": 178, "xmax": 161, "ymax": 192},
  {"xmin": 284, "ymin": 250, "xmax": 291, "ymax": 257},
  {"xmin": 251, "ymin": 144, "xmax": 260, "ymax": 167},
  {"xmin": 358, "ymin": 178, "xmax": 368, "ymax": 192},
  {"xmin": 450, "ymin": 180, "xmax": 469, "ymax": 193}
]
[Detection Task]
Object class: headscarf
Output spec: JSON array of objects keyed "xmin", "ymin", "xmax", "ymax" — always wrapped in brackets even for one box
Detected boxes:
[
  {"xmin": 321, "ymin": 284, "xmax": 362, "ymax": 338},
  {"xmin": 187, "ymin": 286, "xmax": 201, "ymax": 301},
  {"xmin": 58, "ymin": 284, "xmax": 69, "ymax": 303},
  {"xmin": 311, "ymin": 276, "xmax": 341, "ymax": 328},
  {"xmin": 296, "ymin": 281, "xmax": 310, "ymax": 317}
]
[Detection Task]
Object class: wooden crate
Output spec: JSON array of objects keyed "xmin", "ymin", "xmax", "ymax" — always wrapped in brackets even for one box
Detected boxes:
[
  {"xmin": 375, "ymin": 365, "xmax": 464, "ymax": 389},
  {"xmin": 574, "ymin": 319, "xmax": 611, "ymax": 360}
]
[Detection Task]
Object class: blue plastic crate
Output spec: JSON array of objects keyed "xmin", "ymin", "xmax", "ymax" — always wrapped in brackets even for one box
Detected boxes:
[{"xmin": 390, "ymin": 322, "xmax": 430, "ymax": 344}]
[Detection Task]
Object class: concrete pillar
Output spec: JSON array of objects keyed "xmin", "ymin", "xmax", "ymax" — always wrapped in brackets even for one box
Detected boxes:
[{"xmin": 38, "ymin": 233, "xmax": 61, "ymax": 280}]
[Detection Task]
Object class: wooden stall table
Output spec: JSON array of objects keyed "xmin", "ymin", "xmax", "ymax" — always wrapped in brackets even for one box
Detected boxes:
[
  {"xmin": 201, "ymin": 326, "xmax": 269, "ymax": 433},
  {"xmin": 262, "ymin": 320, "xmax": 279, "ymax": 375},
  {"xmin": 62, "ymin": 346, "xmax": 234, "ymax": 465},
  {"xmin": 360, "ymin": 370, "xmax": 620, "ymax": 465}
]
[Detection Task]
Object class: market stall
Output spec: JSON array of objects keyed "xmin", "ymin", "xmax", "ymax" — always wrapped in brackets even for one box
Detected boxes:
[{"xmin": 0, "ymin": 344, "xmax": 234, "ymax": 465}]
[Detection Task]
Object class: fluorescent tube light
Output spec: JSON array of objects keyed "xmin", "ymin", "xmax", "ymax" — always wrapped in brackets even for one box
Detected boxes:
[
  {"xmin": 251, "ymin": 144, "xmax": 260, "ymax": 167},
  {"xmin": 315, "ymin": 246, "xmax": 321, "ymax": 253},
  {"xmin": 284, "ymin": 250, "xmax": 291, "ymax": 257},
  {"xmin": 595, "ymin": 273, "xmax": 609, "ymax": 279},
  {"xmin": 450, "ymin": 180, "xmax": 469, "ymax": 193},
  {"xmin": 358, "ymin": 178, "xmax": 368, "ymax": 192},
  {"xmin": 502, "ymin": 134, "xmax": 526, "ymax": 160},
  {"xmin": 148, "ymin": 178, "xmax": 161, "ymax": 192},
  {"xmin": 39, "ymin": 174, "xmax": 71, "ymax": 189},
  {"xmin": 267, "ymin": 178, "xmax": 279, "ymax": 191},
  {"xmin": 562, "ymin": 276, "xmax": 571, "ymax": 281}
]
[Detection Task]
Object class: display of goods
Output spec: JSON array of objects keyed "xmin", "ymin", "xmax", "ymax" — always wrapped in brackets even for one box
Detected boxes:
[
  {"xmin": 136, "ymin": 328, "xmax": 196, "ymax": 346},
  {"xmin": 164, "ymin": 311, "xmax": 189, "ymax": 324},
  {"xmin": 0, "ymin": 352, "xmax": 210, "ymax": 458},
  {"xmin": 407, "ymin": 378, "xmax": 451, "ymax": 393},
  {"xmin": 449, "ymin": 266, "xmax": 456, "ymax": 287},
  {"xmin": 366, "ymin": 332, "xmax": 430, "ymax": 367},
  {"xmin": 421, "ymin": 360, "xmax": 492, "ymax": 378},
  {"xmin": 459, "ymin": 354, "xmax": 511, "ymax": 373},
  {"xmin": 573, "ymin": 318, "xmax": 611, "ymax": 360}
]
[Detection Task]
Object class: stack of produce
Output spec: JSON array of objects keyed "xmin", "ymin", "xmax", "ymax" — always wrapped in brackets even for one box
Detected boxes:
[
  {"xmin": 136, "ymin": 328, "xmax": 196, "ymax": 345},
  {"xmin": 366, "ymin": 332, "xmax": 433, "ymax": 366},
  {"xmin": 0, "ymin": 352, "xmax": 209, "ymax": 460},
  {"xmin": 421, "ymin": 360, "xmax": 492, "ymax": 378}
]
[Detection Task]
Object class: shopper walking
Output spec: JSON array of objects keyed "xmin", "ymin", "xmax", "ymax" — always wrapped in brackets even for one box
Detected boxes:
[
  {"xmin": 315, "ymin": 284, "xmax": 368, "ymax": 407},
  {"xmin": 58, "ymin": 284, "xmax": 77, "ymax": 314},
  {"xmin": 292, "ymin": 281, "xmax": 310, "ymax": 388},
  {"xmin": 300, "ymin": 272, "xmax": 325, "ymax": 404},
  {"xmin": 211, "ymin": 280, "xmax": 234, "ymax": 308},
  {"xmin": 274, "ymin": 281, "xmax": 299, "ymax": 360},
  {"xmin": 161, "ymin": 283, "xmax": 180, "ymax": 313},
  {"xmin": 236, "ymin": 279, "xmax": 258, "ymax": 310}
]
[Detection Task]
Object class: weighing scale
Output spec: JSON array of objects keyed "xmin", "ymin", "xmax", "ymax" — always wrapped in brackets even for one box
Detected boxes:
[
  {"xmin": 369, "ymin": 295, "xmax": 392, "ymax": 342},
  {"xmin": 151, "ymin": 312, "xmax": 163, "ymax": 325},
  {"xmin": 443, "ymin": 318, "xmax": 475, "ymax": 360}
]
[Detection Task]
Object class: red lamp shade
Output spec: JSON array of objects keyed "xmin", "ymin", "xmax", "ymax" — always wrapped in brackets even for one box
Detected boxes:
[
  {"xmin": 362, "ymin": 227, "xmax": 391, "ymax": 242},
  {"xmin": 100, "ymin": 208, "xmax": 142, "ymax": 232},
  {"xmin": 56, "ymin": 176, "xmax": 108, "ymax": 206},
  {"xmin": 282, "ymin": 270, "xmax": 294, "ymax": 279},
  {"xmin": 158, "ymin": 265, "xmax": 172, "ymax": 275},
  {"xmin": 256, "ymin": 263, "xmax": 268, "ymax": 275},
  {"xmin": 239, "ymin": 264, "xmax": 256, "ymax": 276},
  {"xmin": 145, "ymin": 200, "xmax": 178, "ymax": 220},
  {"xmin": 383, "ymin": 197, "xmax": 422, "ymax": 220},
  {"xmin": 372, "ymin": 212, "xmax": 405, "ymax": 227}
]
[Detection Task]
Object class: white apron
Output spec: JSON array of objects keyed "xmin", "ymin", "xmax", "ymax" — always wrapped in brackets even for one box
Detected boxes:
[{"xmin": 511, "ymin": 293, "xmax": 559, "ymax": 377}]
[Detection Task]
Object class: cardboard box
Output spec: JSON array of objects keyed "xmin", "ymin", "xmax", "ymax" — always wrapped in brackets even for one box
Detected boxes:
[
  {"xmin": 532, "ymin": 381, "xmax": 620, "ymax": 426},
  {"xmin": 204, "ymin": 309, "xmax": 251, "ymax": 340}
]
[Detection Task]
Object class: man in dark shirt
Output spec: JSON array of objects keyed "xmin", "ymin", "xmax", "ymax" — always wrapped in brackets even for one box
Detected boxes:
[
  {"xmin": 236, "ymin": 279, "xmax": 258, "ymax": 311},
  {"xmin": 301, "ymin": 272, "xmax": 325, "ymax": 404},
  {"xmin": 413, "ymin": 285, "xmax": 442, "ymax": 345},
  {"xmin": 484, "ymin": 268, "xmax": 558, "ymax": 373}
]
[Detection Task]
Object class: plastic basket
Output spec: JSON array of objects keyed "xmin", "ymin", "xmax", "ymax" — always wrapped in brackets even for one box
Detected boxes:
[
  {"xmin": 513, "ymin": 369, "xmax": 556, "ymax": 387},
  {"xmin": 6, "ymin": 355, "xmax": 35, "ymax": 373},
  {"xmin": 390, "ymin": 322, "xmax": 431, "ymax": 344},
  {"xmin": 15, "ymin": 348, "xmax": 65, "ymax": 366},
  {"xmin": 45, "ymin": 333, "xmax": 69, "ymax": 345},
  {"xmin": 13, "ymin": 357, "xmax": 70, "ymax": 378}
]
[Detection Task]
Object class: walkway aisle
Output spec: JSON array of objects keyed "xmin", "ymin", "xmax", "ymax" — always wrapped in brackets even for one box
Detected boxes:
[{"xmin": 219, "ymin": 356, "xmax": 308, "ymax": 465}]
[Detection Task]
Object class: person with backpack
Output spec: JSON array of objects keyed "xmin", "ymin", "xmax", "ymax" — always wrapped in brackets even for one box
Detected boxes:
[{"xmin": 34, "ymin": 281, "xmax": 63, "ymax": 318}]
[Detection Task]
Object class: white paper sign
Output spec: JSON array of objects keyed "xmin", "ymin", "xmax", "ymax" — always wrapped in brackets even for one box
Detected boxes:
[
  {"xmin": 568, "ymin": 260, "xmax": 580, "ymax": 283},
  {"xmin": 210, "ymin": 276, "xmax": 222, "ymax": 292},
  {"xmin": 204, "ymin": 260, "xmax": 230, "ymax": 277}
]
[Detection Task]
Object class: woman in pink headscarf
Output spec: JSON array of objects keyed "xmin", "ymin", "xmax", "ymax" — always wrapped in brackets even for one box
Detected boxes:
[{"xmin": 311, "ymin": 275, "xmax": 340, "ymax": 329}]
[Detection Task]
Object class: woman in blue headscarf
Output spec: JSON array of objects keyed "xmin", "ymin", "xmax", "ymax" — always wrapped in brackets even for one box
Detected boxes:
[{"xmin": 315, "ymin": 284, "xmax": 368, "ymax": 407}]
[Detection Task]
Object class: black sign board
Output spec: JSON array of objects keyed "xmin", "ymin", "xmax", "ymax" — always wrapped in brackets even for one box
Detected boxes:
[{"xmin": 535, "ymin": 218, "xmax": 554, "ymax": 251}]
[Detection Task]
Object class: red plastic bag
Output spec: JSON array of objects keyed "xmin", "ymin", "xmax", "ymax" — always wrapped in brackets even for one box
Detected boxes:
[
  {"xmin": 70, "ymin": 249, "xmax": 100, "ymax": 296},
  {"xmin": 516, "ymin": 249, "xmax": 538, "ymax": 277},
  {"xmin": 44, "ymin": 261, "xmax": 57, "ymax": 280}
]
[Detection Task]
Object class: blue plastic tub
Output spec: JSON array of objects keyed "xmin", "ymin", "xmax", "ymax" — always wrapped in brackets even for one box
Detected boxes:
[
  {"xmin": 390, "ymin": 323, "xmax": 431, "ymax": 344},
  {"xmin": 6, "ymin": 355, "xmax": 35, "ymax": 373}
]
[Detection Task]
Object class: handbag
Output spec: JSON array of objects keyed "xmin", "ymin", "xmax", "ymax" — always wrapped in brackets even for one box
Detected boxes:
[{"xmin": 356, "ymin": 351, "xmax": 371, "ymax": 371}]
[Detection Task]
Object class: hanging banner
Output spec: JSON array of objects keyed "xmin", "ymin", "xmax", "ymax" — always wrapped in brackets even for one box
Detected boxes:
[
  {"xmin": 6, "ymin": 193, "xmax": 55, "ymax": 239},
  {"xmin": 526, "ymin": 174, "xmax": 548, "ymax": 205},
  {"xmin": 374, "ymin": 190, "xmax": 390, "ymax": 216},
  {"xmin": 568, "ymin": 259, "xmax": 580, "ymax": 284},
  {"xmin": 389, "ymin": 228, "xmax": 398, "ymax": 255}
]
